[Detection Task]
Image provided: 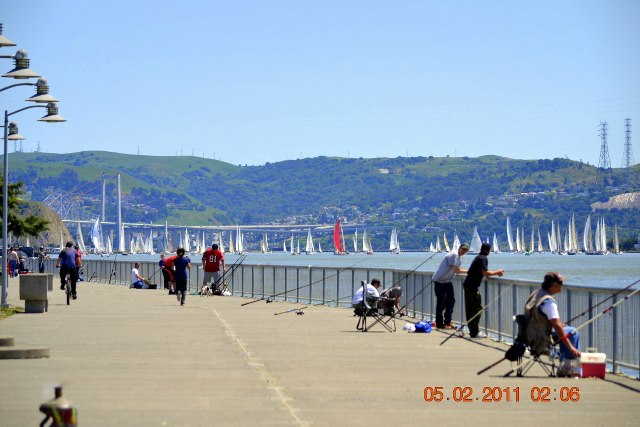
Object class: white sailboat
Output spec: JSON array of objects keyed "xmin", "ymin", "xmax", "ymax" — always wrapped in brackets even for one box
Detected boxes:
[
  {"xmin": 261, "ymin": 233, "xmax": 270, "ymax": 253},
  {"xmin": 305, "ymin": 228, "xmax": 315, "ymax": 254},
  {"xmin": 283, "ymin": 238, "xmax": 288, "ymax": 253},
  {"xmin": 389, "ymin": 227, "xmax": 400, "ymax": 254},
  {"xmin": 362, "ymin": 229, "xmax": 373, "ymax": 254},
  {"xmin": 290, "ymin": 234, "xmax": 295, "ymax": 255},
  {"xmin": 443, "ymin": 232, "xmax": 450, "ymax": 252},
  {"xmin": 537, "ymin": 228, "xmax": 544, "ymax": 253},
  {"xmin": 76, "ymin": 222, "xmax": 86, "ymax": 253},
  {"xmin": 228, "ymin": 231, "xmax": 235, "ymax": 254},
  {"xmin": 218, "ymin": 232, "xmax": 225, "ymax": 254},
  {"xmin": 452, "ymin": 233, "xmax": 461, "ymax": 252},
  {"xmin": 236, "ymin": 226, "xmax": 244, "ymax": 254},
  {"xmin": 318, "ymin": 242, "xmax": 323, "ymax": 253},
  {"xmin": 435, "ymin": 235, "xmax": 442, "ymax": 252},
  {"xmin": 90, "ymin": 217, "xmax": 104, "ymax": 253},
  {"xmin": 492, "ymin": 233, "xmax": 500, "ymax": 253},
  {"xmin": 506, "ymin": 217, "xmax": 514, "ymax": 252},
  {"xmin": 352, "ymin": 230, "xmax": 358, "ymax": 253},
  {"xmin": 515, "ymin": 227, "xmax": 522, "ymax": 253},
  {"xmin": 613, "ymin": 224, "xmax": 621, "ymax": 254},
  {"xmin": 469, "ymin": 226, "xmax": 482, "ymax": 253}
]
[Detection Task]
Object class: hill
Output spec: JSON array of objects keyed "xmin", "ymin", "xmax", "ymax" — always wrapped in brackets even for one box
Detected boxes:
[{"xmin": 6, "ymin": 151, "xmax": 640, "ymax": 250}]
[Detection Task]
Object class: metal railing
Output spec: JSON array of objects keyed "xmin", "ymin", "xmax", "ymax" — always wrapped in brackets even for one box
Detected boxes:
[{"xmin": 33, "ymin": 257, "xmax": 639, "ymax": 377}]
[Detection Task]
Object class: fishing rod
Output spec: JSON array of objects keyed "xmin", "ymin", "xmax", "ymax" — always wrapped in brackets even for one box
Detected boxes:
[
  {"xmin": 274, "ymin": 306, "xmax": 308, "ymax": 316},
  {"xmin": 501, "ymin": 284, "xmax": 640, "ymax": 377},
  {"xmin": 440, "ymin": 282, "xmax": 516, "ymax": 346},
  {"xmin": 242, "ymin": 256, "xmax": 371, "ymax": 307},
  {"xmin": 275, "ymin": 251, "xmax": 442, "ymax": 315},
  {"xmin": 565, "ymin": 278, "xmax": 640, "ymax": 325},
  {"xmin": 480, "ymin": 282, "xmax": 640, "ymax": 377},
  {"xmin": 108, "ymin": 252, "xmax": 119, "ymax": 284},
  {"xmin": 209, "ymin": 253, "xmax": 247, "ymax": 293}
]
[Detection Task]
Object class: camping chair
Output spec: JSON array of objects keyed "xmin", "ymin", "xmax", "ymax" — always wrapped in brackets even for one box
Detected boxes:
[
  {"xmin": 355, "ymin": 295, "xmax": 398, "ymax": 332},
  {"xmin": 505, "ymin": 314, "xmax": 558, "ymax": 377}
]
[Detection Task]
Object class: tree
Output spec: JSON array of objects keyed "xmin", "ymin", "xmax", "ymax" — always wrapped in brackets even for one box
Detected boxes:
[{"xmin": 0, "ymin": 180, "xmax": 49, "ymax": 238}]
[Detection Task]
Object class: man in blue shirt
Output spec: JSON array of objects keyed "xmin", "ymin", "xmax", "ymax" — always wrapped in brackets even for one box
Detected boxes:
[
  {"xmin": 56, "ymin": 241, "xmax": 82, "ymax": 299},
  {"xmin": 173, "ymin": 247, "xmax": 191, "ymax": 306}
]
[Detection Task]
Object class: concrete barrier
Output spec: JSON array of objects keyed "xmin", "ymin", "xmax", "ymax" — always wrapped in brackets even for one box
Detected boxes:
[{"xmin": 19, "ymin": 274, "xmax": 49, "ymax": 313}]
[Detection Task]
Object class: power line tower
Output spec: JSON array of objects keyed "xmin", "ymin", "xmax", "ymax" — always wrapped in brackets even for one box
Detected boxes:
[
  {"xmin": 597, "ymin": 121, "xmax": 612, "ymax": 186},
  {"xmin": 622, "ymin": 118, "xmax": 634, "ymax": 168}
]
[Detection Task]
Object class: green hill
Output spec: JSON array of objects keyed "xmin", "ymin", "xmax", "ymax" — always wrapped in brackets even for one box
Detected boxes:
[{"xmin": 6, "ymin": 151, "xmax": 640, "ymax": 250}]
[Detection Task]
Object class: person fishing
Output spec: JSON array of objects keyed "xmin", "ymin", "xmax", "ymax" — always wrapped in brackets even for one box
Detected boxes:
[
  {"xmin": 524, "ymin": 272, "xmax": 581, "ymax": 377},
  {"xmin": 351, "ymin": 279, "xmax": 381, "ymax": 315}
]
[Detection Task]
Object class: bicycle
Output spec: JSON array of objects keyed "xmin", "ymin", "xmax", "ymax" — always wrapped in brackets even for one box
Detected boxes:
[{"xmin": 64, "ymin": 273, "xmax": 71, "ymax": 305}]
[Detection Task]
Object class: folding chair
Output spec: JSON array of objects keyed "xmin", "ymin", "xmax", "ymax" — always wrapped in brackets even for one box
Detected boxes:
[
  {"xmin": 506, "ymin": 315, "xmax": 558, "ymax": 377},
  {"xmin": 355, "ymin": 296, "xmax": 398, "ymax": 332}
]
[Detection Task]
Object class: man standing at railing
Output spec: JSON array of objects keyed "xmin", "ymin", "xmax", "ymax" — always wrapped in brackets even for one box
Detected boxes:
[
  {"xmin": 202, "ymin": 244, "xmax": 226, "ymax": 293},
  {"xmin": 432, "ymin": 244, "xmax": 469, "ymax": 329}
]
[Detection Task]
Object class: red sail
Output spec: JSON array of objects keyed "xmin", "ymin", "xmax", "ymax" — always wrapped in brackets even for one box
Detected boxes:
[{"xmin": 333, "ymin": 220, "xmax": 343, "ymax": 253}]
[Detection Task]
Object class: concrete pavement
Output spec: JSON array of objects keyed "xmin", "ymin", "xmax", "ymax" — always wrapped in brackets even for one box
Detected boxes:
[{"xmin": 0, "ymin": 277, "xmax": 638, "ymax": 426}]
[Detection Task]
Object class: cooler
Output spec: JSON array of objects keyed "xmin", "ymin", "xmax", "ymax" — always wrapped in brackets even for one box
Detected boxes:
[{"xmin": 580, "ymin": 352, "xmax": 606, "ymax": 379}]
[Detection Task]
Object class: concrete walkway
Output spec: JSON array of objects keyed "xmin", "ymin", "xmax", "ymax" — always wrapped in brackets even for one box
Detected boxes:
[{"xmin": 0, "ymin": 278, "xmax": 638, "ymax": 427}]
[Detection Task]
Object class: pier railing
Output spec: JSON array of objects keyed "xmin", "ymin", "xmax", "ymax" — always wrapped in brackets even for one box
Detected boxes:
[{"xmin": 36, "ymin": 257, "xmax": 639, "ymax": 377}]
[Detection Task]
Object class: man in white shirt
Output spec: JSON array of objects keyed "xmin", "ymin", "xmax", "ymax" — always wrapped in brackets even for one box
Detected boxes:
[
  {"xmin": 351, "ymin": 279, "xmax": 381, "ymax": 315},
  {"xmin": 130, "ymin": 262, "xmax": 147, "ymax": 289},
  {"xmin": 432, "ymin": 244, "xmax": 469, "ymax": 329}
]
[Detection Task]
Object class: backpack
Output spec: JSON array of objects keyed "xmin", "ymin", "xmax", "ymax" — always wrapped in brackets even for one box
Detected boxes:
[{"xmin": 414, "ymin": 321, "xmax": 432, "ymax": 333}]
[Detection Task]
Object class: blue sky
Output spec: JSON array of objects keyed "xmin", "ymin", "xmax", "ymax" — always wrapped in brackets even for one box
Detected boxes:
[{"xmin": 3, "ymin": 1, "xmax": 639, "ymax": 166}]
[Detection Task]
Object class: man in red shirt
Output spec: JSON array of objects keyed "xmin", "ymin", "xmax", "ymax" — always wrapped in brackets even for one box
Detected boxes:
[{"xmin": 202, "ymin": 244, "xmax": 226, "ymax": 291}]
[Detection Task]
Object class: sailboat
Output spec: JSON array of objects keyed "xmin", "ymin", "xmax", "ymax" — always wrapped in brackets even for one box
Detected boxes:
[
  {"xmin": 506, "ymin": 217, "xmax": 514, "ymax": 252},
  {"xmin": 318, "ymin": 242, "xmax": 323, "ymax": 253},
  {"xmin": 260, "ymin": 233, "xmax": 270, "ymax": 253},
  {"xmin": 290, "ymin": 234, "xmax": 295, "ymax": 255},
  {"xmin": 235, "ymin": 226, "xmax": 244, "ymax": 254},
  {"xmin": 613, "ymin": 224, "xmax": 621, "ymax": 254},
  {"xmin": 389, "ymin": 227, "xmax": 400, "ymax": 254},
  {"xmin": 352, "ymin": 230, "xmax": 358, "ymax": 253},
  {"xmin": 452, "ymin": 233, "xmax": 461, "ymax": 252},
  {"xmin": 228, "ymin": 231, "xmax": 235, "ymax": 254},
  {"xmin": 443, "ymin": 232, "xmax": 450, "ymax": 252},
  {"xmin": 333, "ymin": 219, "xmax": 348, "ymax": 255},
  {"xmin": 283, "ymin": 238, "xmax": 287, "ymax": 253},
  {"xmin": 469, "ymin": 226, "xmax": 482, "ymax": 253},
  {"xmin": 362, "ymin": 229, "xmax": 373, "ymax": 254},
  {"xmin": 218, "ymin": 232, "xmax": 225, "ymax": 254},
  {"xmin": 435, "ymin": 235, "xmax": 442, "ymax": 252},
  {"xmin": 492, "ymin": 233, "xmax": 500, "ymax": 253},
  {"xmin": 76, "ymin": 222, "xmax": 86, "ymax": 253},
  {"xmin": 90, "ymin": 217, "xmax": 105, "ymax": 254},
  {"xmin": 305, "ymin": 228, "xmax": 315, "ymax": 254},
  {"xmin": 537, "ymin": 228, "xmax": 544, "ymax": 253},
  {"xmin": 515, "ymin": 227, "xmax": 522, "ymax": 253}
]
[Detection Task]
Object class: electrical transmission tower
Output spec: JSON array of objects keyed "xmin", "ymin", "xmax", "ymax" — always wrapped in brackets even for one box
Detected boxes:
[
  {"xmin": 622, "ymin": 118, "xmax": 634, "ymax": 168},
  {"xmin": 597, "ymin": 121, "xmax": 612, "ymax": 186}
]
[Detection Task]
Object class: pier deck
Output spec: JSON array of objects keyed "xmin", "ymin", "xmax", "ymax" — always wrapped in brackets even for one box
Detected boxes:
[{"xmin": 1, "ymin": 278, "xmax": 638, "ymax": 426}]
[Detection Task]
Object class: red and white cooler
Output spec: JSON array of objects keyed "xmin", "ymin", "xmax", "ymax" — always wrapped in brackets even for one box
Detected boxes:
[{"xmin": 580, "ymin": 353, "xmax": 606, "ymax": 379}]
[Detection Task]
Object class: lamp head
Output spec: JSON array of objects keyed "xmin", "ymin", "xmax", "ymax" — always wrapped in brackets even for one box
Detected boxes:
[
  {"xmin": 38, "ymin": 103, "xmax": 66, "ymax": 123},
  {"xmin": 25, "ymin": 77, "xmax": 59, "ymax": 103},
  {"xmin": 2, "ymin": 49, "xmax": 41, "ymax": 79},
  {"xmin": 0, "ymin": 23, "xmax": 17, "ymax": 48},
  {"xmin": 7, "ymin": 122, "xmax": 25, "ymax": 140}
]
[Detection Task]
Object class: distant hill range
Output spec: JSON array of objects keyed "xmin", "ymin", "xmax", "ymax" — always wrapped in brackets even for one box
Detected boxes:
[{"xmin": 7, "ymin": 151, "xmax": 640, "ymax": 250}]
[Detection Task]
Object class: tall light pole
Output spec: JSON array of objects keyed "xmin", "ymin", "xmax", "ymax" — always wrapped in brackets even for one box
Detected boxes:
[{"xmin": 1, "ymin": 25, "xmax": 65, "ymax": 307}]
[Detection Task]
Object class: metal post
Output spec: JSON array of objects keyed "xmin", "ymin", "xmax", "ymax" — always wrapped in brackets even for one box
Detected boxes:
[
  {"xmin": 335, "ymin": 269, "xmax": 340, "ymax": 307},
  {"xmin": 612, "ymin": 294, "xmax": 618, "ymax": 374},
  {"xmin": 322, "ymin": 269, "xmax": 326, "ymax": 304},
  {"xmin": 1, "ymin": 110, "xmax": 9, "ymax": 307}
]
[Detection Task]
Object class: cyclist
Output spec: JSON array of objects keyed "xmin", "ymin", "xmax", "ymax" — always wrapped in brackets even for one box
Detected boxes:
[{"xmin": 56, "ymin": 241, "xmax": 82, "ymax": 300}]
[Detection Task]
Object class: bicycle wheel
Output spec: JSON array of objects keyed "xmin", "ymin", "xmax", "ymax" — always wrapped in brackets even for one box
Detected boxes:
[{"xmin": 66, "ymin": 276, "xmax": 71, "ymax": 305}]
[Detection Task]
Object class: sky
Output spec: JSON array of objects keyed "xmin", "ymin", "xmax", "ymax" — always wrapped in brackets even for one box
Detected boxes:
[{"xmin": 2, "ymin": 1, "xmax": 639, "ymax": 167}]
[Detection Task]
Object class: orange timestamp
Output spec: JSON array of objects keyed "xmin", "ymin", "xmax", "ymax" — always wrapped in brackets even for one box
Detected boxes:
[{"xmin": 423, "ymin": 386, "xmax": 580, "ymax": 403}]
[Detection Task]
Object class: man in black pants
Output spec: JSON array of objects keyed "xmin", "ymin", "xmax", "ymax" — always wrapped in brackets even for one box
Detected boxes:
[
  {"xmin": 56, "ymin": 241, "xmax": 82, "ymax": 300},
  {"xmin": 432, "ymin": 244, "xmax": 469, "ymax": 329}
]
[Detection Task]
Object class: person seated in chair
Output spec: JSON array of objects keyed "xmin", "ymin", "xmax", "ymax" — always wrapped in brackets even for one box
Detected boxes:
[
  {"xmin": 351, "ymin": 279, "xmax": 382, "ymax": 316},
  {"xmin": 380, "ymin": 285, "xmax": 403, "ymax": 316},
  {"xmin": 524, "ymin": 272, "xmax": 581, "ymax": 377},
  {"xmin": 130, "ymin": 262, "xmax": 148, "ymax": 289}
]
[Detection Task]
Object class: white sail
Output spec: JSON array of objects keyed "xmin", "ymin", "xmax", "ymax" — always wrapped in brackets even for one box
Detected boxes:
[
  {"xmin": 148, "ymin": 227, "xmax": 155, "ymax": 254},
  {"xmin": 318, "ymin": 242, "xmax": 323, "ymax": 253},
  {"xmin": 218, "ymin": 232, "xmax": 225, "ymax": 253},
  {"xmin": 452, "ymin": 233, "xmax": 460, "ymax": 252},
  {"xmin": 353, "ymin": 230, "xmax": 358, "ymax": 253},
  {"xmin": 469, "ymin": 226, "xmax": 482, "ymax": 253},
  {"xmin": 435, "ymin": 235, "xmax": 442, "ymax": 252},
  {"xmin": 613, "ymin": 224, "xmax": 620, "ymax": 254},
  {"xmin": 429, "ymin": 242, "xmax": 435, "ymax": 252},
  {"xmin": 583, "ymin": 214, "xmax": 592, "ymax": 252},
  {"xmin": 362, "ymin": 229, "xmax": 373, "ymax": 254},
  {"xmin": 599, "ymin": 217, "xmax": 608, "ymax": 254},
  {"xmin": 305, "ymin": 228, "xmax": 315, "ymax": 254},
  {"xmin": 515, "ymin": 227, "xmax": 521, "ymax": 253},
  {"xmin": 389, "ymin": 227, "xmax": 399, "ymax": 253},
  {"xmin": 537, "ymin": 228, "xmax": 544, "ymax": 252},
  {"xmin": 76, "ymin": 222, "xmax": 86, "ymax": 253},
  {"xmin": 90, "ymin": 217, "xmax": 104, "ymax": 253},
  {"xmin": 506, "ymin": 217, "xmax": 514, "ymax": 252},
  {"xmin": 228, "ymin": 231, "xmax": 235, "ymax": 254},
  {"xmin": 492, "ymin": 233, "xmax": 500, "ymax": 253},
  {"xmin": 283, "ymin": 238, "xmax": 287, "ymax": 253},
  {"xmin": 236, "ymin": 226, "xmax": 244, "ymax": 253},
  {"xmin": 297, "ymin": 239, "xmax": 301, "ymax": 255},
  {"xmin": 530, "ymin": 229, "xmax": 535, "ymax": 254},
  {"xmin": 106, "ymin": 235, "xmax": 113, "ymax": 254}
]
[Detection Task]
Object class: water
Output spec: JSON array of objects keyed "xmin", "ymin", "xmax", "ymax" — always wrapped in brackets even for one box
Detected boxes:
[{"xmin": 86, "ymin": 251, "xmax": 640, "ymax": 290}]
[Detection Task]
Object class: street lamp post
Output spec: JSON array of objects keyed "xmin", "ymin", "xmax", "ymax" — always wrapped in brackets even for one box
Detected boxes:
[{"xmin": 1, "ymin": 25, "xmax": 65, "ymax": 306}]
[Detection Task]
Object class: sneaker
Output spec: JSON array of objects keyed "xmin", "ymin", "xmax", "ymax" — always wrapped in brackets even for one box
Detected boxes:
[
  {"xmin": 60, "ymin": 285, "xmax": 66, "ymax": 290},
  {"xmin": 72, "ymin": 294, "xmax": 77, "ymax": 300},
  {"xmin": 180, "ymin": 302, "xmax": 185, "ymax": 306},
  {"xmin": 444, "ymin": 324, "xmax": 456, "ymax": 330},
  {"xmin": 176, "ymin": 291, "xmax": 182, "ymax": 302},
  {"xmin": 556, "ymin": 367, "xmax": 572, "ymax": 378},
  {"xmin": 471, "ymin": 332, "xmax": 487, "ymax": 339}
]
